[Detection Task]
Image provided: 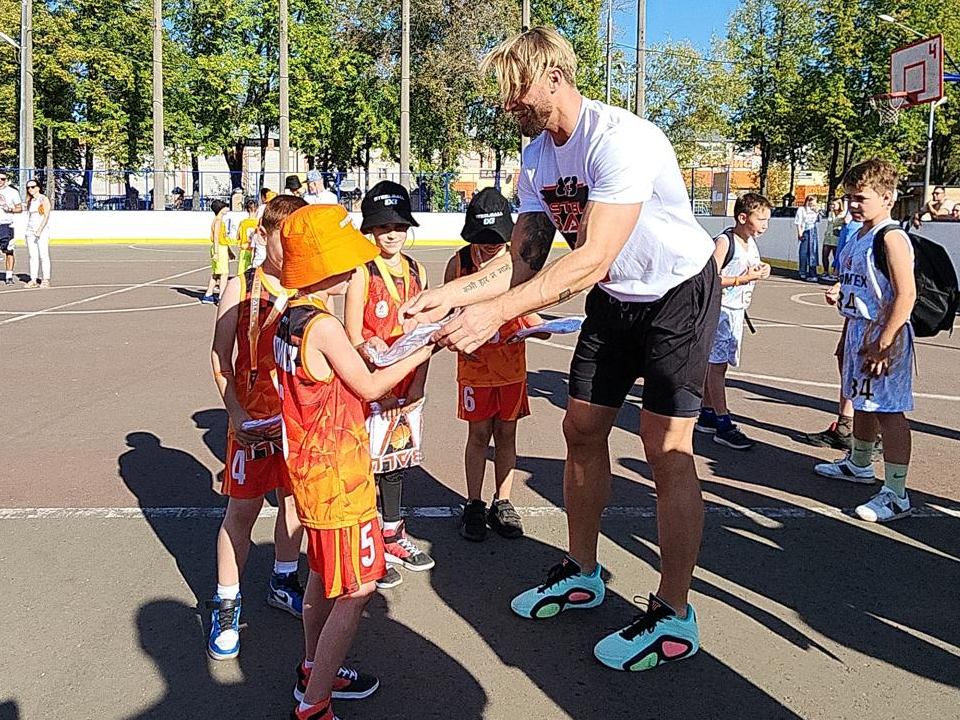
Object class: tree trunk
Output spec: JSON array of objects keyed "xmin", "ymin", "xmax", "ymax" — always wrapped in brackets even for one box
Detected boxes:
[
  {"xmin": 45, "ymin": 124, "xmax": 54, "ymax": 202},
  {"xmin": 827, "ymin": 138, "xmax": 840, "ymax": 202},
  {"xmin": 191, "ymin": 148, "xmax": 201, "ymax": 211},
  {"xmin": 223, "ymin": 141, "xmax": 244, "ymax": 192},
  {"xmin": 758, "ymin": 137, "xmax": 770, "ymax": 196},
  {"xmin": 363, "ymin": 143, "xmax": 371, "ymax": 192},
  {"xmin": 788, "ymin": 148, "xmax": 797, "ymax": 197}
]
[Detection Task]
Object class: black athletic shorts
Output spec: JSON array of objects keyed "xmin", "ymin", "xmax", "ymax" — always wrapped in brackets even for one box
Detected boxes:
[
  {"xmin": 0, "ymin": 224, "xmax": 13, "ymax": 254},
  {"xmin": 568, "ymin": 259, "xmax": 720, "ymax": 418}
]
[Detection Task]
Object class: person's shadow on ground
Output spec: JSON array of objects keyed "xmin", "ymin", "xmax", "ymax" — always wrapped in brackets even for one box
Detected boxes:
[
  {"xmin": 617, "ymin": 429, "xmax": 960, "ymax": 691},
  {"xmin": 127, "ymin": 595, "xmax": 487, "ymax": 720}
]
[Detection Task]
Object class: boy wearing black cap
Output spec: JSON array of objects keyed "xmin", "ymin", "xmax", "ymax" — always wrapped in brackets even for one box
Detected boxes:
[
  {"xmin": 445, "ymin": 188, "xmax": 543, "ymax": 542},
  {"xmin": 344, "ymin": 181, "xmax": 434, "ymax": 588}
]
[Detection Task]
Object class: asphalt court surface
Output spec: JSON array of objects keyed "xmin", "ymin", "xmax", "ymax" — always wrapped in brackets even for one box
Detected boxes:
[{"xmin": 1, "ymin": 245, "xmax": 958, "ymax": 719}]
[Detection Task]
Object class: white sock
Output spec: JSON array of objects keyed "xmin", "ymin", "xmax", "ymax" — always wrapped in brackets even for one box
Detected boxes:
[
  {"xmin": 383, "ymin": 519, "xmax": 402, "ymax": 532},
  {"xmin": 274, "ymin": 560, "xmax": 299, "ymax": 575},
  {"xmin": 299, "ymin": 701, "xmax": 318, "ymax": 712},
  {"xmin": 217, "ymin": 583, "xmax": 240, "ymax": 600},
  {"xmin": 303, "ymin": 659, "xmax": 314, "ymax": 669}
]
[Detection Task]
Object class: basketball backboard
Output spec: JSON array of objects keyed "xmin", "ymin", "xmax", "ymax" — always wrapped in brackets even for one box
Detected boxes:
[{"xmin": 891, "ymin": 34, "xmax": 944, "ymax": 105}]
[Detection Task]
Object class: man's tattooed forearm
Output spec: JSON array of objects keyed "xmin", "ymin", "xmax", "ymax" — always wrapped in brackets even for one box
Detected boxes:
[
  {"xmin": 461, "ymin": 263, "xmax": 508, "ymax": 294},
  {"xmin": 518, "ymin": 213, "xmax": 556, "ymax": 272}
]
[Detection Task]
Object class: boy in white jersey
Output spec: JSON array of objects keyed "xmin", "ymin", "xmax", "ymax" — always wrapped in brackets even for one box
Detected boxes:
[
  {"xmin": 814, "ymin": 158, "xmax": 916, "ymax": 523},
  {"xmin": 695, "ymin": 193, "xmax": 772, "ymax": 450}
]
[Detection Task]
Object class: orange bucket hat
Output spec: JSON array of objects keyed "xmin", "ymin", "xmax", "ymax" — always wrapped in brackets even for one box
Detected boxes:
[{"xmin": 280, "ymin": 204, "xmax": 379, "ymax": 290}]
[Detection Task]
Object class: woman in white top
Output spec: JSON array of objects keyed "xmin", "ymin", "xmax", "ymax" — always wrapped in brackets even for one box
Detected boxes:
[{"xmin": 24, "ymin": 181, "xmax": 52, "ymax": 288}]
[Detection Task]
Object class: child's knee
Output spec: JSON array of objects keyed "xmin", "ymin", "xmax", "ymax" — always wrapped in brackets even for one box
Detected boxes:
[
  {"xmin": 467, "ymin": 420, "xmax": 494, "ymax": 447},
  {"xmin": 492, "ymin": 419, "xmax": 517, "ymax": 442}
]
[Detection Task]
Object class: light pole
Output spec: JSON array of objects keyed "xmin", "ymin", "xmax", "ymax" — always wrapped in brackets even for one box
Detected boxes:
[
  {"xmin": 400, "ymin": 0, "xmax": 410, "ymax": 188},
  {"xmin": 520, "ymin": 0, "xmax": 531, "ymax": 154},
  {"xmin": 604, "ymin": 0, "xmax": 613, "ymax": 104},
  {"xmin": 2, "ymin": 2, "xmax": 33, "ymax": 192},
  {"xmin": 878, "ymin": 14, "xmax": 958, "ymax": 206},
  {"xmin": 151, "ymin": 0, "xmax": 164, "ymax": 211},
  {"xmin": 279, "ymin": 0, "xmax": 290, "ymax": 184},
  {"xmin": 635, "ymin": 0, "xmax": 645, "ymax": 117}
]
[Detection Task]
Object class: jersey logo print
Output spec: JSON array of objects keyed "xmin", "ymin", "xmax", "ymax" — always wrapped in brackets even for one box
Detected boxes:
[{"xmin": 540, "ymin": 176, "xmax": 589, "ymax": 248}]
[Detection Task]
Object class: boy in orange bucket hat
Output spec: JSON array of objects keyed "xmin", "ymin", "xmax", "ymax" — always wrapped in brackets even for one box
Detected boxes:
[{"xmin": 274, "ymin": 204, "xmax": 436, "ymax": 720}]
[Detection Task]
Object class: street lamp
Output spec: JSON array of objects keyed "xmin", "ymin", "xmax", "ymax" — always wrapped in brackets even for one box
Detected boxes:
[{"xmin": 878, "ymin": 13, "xmax": 957, "ymax": 206}]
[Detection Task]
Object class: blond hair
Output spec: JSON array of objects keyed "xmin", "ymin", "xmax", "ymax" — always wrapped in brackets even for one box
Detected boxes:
[
  {"xmin": 843, "ymin": 158, "xmax": 899, "ymax": 195},
  {"xmin": 479, "ymin": 26, "xmax": 577, "ymax": 104}
]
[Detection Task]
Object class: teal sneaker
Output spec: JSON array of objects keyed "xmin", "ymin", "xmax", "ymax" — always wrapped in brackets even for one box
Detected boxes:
[
  {"xmin": 510, "ymin": 555, "xmax": 605, "ymax": 619},
  {"xmin": 593, "ymin": 593, "xmax": 700, "ymax": 671}
]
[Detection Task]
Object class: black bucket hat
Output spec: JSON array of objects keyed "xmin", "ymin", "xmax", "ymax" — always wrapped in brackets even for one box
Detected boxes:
[
  {"xmin": 461, "ymin": 187, "xmax": 514, "ymax": 245},
  {"xmin": 360, "ymin": 181, "xmax": 419, "ymax": 232}
]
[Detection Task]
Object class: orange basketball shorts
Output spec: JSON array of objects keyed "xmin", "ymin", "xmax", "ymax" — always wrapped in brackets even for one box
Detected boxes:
[
  {"xmin": 306, "ymin": 517, "xmax": 387, "ymax": 598},
  {"xmin": 222, "ymin": 435, "xmax": 288, "ymax": 499},
  {"xmin": 457, "ymin": 381, "xmax": 530, "ymax": 423}
]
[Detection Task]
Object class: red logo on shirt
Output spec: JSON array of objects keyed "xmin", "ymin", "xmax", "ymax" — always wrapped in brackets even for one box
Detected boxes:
[{"xmin": 541, "ymin": 176, "xmax": 589, "ymax": 248}]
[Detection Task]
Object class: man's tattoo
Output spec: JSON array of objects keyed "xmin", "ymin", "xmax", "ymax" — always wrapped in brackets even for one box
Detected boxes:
[
  {"xmin": 517, "ymin": 213, "xmax": 556, "ymax": 273},
  {"xmin": 461, "ymin": 264, "xmax": 508, "ymax": 293}
]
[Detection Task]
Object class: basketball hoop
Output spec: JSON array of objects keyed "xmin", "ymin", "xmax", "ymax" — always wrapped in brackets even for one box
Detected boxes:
[{"xmin": 869, "ymin": 92, "xmax": 911, "ymax": 125}]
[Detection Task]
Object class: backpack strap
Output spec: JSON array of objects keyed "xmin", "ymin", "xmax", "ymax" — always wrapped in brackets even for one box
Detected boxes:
[
  {"xmin": 717, "ymin": 227, "xmax": 737, "ymax": 270},
  {"xmin": 872, "ymin": 223, "xmax": 905, "ymax": 279}
]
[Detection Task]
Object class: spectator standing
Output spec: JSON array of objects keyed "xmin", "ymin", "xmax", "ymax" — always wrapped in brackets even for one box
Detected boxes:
[
  {"xmin": 795, "ymin": 195, "xmax": 821, "ymax": 282},
  {"xmin": 302, "ymin": 170, "xmax": 339, "ymax": 205},
  {"xmin": 823, "ymin": 199, "xmax": 845, "ymax": 282},
  {"xmin": 0, "ymin": 172, "xmax": 23, "ymax": 285},
  {"xmin": 23, "ymin": 180, "xmax": 52, "ymax": 288}
]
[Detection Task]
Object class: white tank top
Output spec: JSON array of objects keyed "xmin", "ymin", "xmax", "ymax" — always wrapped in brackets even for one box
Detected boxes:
[
  {"xmin": 718, "ymin": 231, "xmax": 761, "ymax": 310},
  {"xmin": 837, "ymin": 219, "xmax": 912, "ymax": 322}
]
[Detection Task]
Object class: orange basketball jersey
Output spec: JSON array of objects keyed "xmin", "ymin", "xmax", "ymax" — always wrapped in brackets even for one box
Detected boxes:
[
  {"xmin": 274, "ymin": 297, "xmax": 378, "ymax": 530},
  {"xmin": 360, "ymin": 254, "xmax": 426, "ymax": 343},
  {"xmin": 233, "ymin": 268, "xmax": 293, "ymax": 420},
  {"xmin": 454, "ymin": 245, "xmax": 528, "ymax": 388}
]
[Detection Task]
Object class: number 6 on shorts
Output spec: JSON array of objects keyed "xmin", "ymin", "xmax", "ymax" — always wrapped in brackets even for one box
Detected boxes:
[{"xmin": 462, "ymin": 386, "xmax": 476, "ymax": 413}]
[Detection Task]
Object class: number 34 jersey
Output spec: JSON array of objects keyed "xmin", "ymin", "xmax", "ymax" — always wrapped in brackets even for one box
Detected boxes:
[{"xmin": 836, "ymin": 219, "xmax": 914, "ymax": 413}]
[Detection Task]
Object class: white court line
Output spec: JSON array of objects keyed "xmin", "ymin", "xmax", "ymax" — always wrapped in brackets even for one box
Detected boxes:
[
  {"xmin": 127, "ymin": 245, "xmax": 208, "ymax": 253},
  {"xmin": 1, "ymin": 283, "xmax": 205, "ymax": 293},
  {"xmin": 0, "ymin": 266, "xmax": 208, "ymax": 326},
  {"xmin": 0, "ymin": 301, "xmax": 200, "ymax": 316},
  {"xmin": 0, "ymin": 504, "xmax": 957, "ymax": 521},
  {"xmin": 528, "ymin": 338, "xmax": 960, "ymax": 403}
]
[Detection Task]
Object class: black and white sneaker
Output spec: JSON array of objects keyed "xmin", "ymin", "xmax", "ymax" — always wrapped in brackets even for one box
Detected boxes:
[
  {"xmin": 487, "ymin": 498, "xmax": 524, "ymax": 538},
  {"xmin": 814, "ymin": 455, "xmax": 876, "ymax": 484},
  {"xmin": 376, "ymin": 566, "xmax": 403, "ymax": 590}
]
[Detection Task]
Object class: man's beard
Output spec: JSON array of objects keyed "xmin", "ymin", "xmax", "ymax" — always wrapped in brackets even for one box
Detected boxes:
[{"xmin": 516, "ymin": 102, "xmax": 550, "ymax": 138}]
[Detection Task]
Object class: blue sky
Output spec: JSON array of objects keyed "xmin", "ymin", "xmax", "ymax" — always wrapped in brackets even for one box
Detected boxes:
[{"xmin": 614, "ymin": 0, "xmax": 740, "ymax": 52}]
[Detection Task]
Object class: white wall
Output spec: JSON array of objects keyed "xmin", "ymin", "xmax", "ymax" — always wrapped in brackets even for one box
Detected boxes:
[{"xmin": 15, "ymin": 210, "xmax": 960, "ymax": 273}]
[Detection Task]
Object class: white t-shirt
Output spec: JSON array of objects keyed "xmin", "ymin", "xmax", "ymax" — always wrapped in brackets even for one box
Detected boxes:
[
  {"xmin": 0, "ymin": 186, "xmax": 22, "ymax": 225},
  {"xmin": 303, "ymin": 190, "xmax": 339, "ymax": 205},
  {"xmin": 517, "ymin": 98, "xmax": 714, "ymax": 302},
  {"xmin": 794, "ymin": 206, "xmax": 820, "ymax": 232}
]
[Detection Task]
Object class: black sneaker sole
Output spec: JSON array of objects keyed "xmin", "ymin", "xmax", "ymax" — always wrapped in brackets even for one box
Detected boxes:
[
  {"xmin": 487, "ymin": 516, "xmax": 524, "ymax": 538},
  {"xmin": 459, "ymin": 522, "xmax": 487, "ymax": 542}
]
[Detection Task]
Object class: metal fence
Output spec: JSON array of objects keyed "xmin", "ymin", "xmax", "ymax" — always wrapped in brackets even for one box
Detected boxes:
[{"xmin": 1, "ymin": 166, "xmax": 734, "ymax": 214}]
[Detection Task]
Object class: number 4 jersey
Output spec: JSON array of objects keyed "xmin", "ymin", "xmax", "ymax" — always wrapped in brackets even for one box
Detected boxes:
[{"xmin": 836, "ymin": 219, "xmax": 914, "ymax": 413}]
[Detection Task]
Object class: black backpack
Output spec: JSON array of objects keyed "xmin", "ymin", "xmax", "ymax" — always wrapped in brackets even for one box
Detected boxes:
[{"xmin": 873, "ymin": 225, "xmax": 959, "ymax": 337}]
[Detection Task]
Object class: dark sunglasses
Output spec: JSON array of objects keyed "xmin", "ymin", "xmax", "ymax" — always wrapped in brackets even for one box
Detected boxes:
[{"xmin": 26, "ymin": 184, "xmax": 38, "ymax": 189}]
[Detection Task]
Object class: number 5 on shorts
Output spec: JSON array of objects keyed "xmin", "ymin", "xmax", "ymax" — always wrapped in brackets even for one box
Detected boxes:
[
  {"xmin": 462, "ymin": 386, "xmax": 475, "ymax": 413},
  {"xmin": 360, "ymin": 522, "xmax": 377, "ymax": 568}
]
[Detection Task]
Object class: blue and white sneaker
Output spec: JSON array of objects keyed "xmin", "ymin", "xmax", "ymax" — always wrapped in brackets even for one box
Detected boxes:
[
  {"xmin": 268, "ymin": 571, "xmax": 304, "ymax": 618},
  {"xmin": 594, "ymin": 593, "xmax": 700, "ymax": 671},
  {"xmin": 510, "ymin": 555, "xmax": 605, "ymax": 620},
  {"xmin": 814, "ymin": 454, "xmax": 876, "ymax": 484},
  {"xmin": 200, "ymin": 294, "xmax": 216, "ymax": 304},
  {"xmin": 206, "ymin": 594, "xmax": 242, "ymax": 660}
]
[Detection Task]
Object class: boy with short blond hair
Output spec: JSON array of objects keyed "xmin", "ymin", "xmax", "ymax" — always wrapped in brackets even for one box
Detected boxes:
[
  {"xmin": 696, "ymin": 193, "xmax": 772, "ymax": 450},
  {"xmin": 275, "ymin": 204, "xmax": 435, "ymax": 720},
  {"xmin": 814, "ymin": 158, "xmax": 916, "ymax": 522}
]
